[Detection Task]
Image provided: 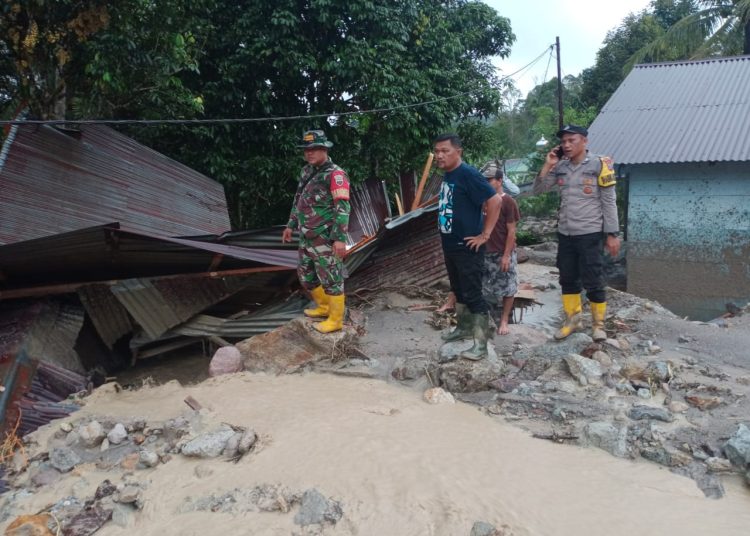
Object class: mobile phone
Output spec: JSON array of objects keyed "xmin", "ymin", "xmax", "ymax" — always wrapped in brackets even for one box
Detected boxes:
[{"xmin": 554, "ymin": 146, "xmax": 564, "ymax": 158}]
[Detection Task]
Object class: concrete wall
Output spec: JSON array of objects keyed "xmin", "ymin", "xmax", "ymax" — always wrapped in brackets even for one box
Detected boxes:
[{"xmin": 626, "ymin": 162, "xmax": 750, "ymax": 320}]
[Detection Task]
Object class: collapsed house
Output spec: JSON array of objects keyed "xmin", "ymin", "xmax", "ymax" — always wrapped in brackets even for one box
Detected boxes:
[{"xmin": 0, "ymin": 122, "xmax": 447, "ymax": 438}]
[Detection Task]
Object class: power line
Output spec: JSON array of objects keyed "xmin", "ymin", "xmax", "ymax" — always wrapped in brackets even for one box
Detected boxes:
[{"xmin": 0, "ymin": 46, "xmax": 556, "ymax": 127}]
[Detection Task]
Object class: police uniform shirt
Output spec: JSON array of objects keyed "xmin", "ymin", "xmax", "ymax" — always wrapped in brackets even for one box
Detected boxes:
[{"xmin": 534, "ymin": 152, "xmax": 619, "ymax": 236}]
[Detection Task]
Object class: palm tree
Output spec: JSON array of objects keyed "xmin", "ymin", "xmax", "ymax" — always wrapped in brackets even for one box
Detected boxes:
[{"xmin": 628, "ymin": 0, "xmax": 750, "ymax": 68}]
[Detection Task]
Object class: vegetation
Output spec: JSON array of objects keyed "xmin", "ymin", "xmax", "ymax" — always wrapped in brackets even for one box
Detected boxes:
[{"xmin": 1, "ymin": 0, "xmax": 745, "ymax": 229}]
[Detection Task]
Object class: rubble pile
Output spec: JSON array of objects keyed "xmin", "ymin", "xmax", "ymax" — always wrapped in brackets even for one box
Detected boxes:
[{"xmin": 0, "ymin": 407, "xmax": 261, "ymax": 533}]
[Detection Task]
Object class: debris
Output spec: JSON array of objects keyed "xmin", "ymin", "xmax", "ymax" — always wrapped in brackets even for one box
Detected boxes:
[
  {"xmin": 685, "ymin": 395, "xmax": 723, "ymax": 411},
  {"xmin": 723, "ymin": 424, "xmax": 750, "ymax": 469},
  {"xmin": 293, "ymin": 488, "xmax": 343, "ymax": 527},
  {"xmin": 4, "ymin": 514, "xmax": 54, "ymax": 536},
  {"xmin": 563, "ymin": 354, "xmax": 603, "ymax": 386},
  {"xmin": 628, "ymin": 405, "xmax": 674, "ymax": 423},
  {"xmin": 184, "ymin": 396, "xmax": 202, "ymax": 411},
  {"xmin": 423, "ymin": 388, "xmax": 455, "ymax": 405}
]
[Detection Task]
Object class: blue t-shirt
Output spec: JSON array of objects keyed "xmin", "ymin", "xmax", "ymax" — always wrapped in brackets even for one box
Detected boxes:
[{"xmin": 438, "ymin": 162, "xmax": 497, "ymax": 250}]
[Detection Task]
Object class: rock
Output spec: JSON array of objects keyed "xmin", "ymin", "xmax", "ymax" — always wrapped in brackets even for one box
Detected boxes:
[
  {"xmin": 423, "ymin": 387, "xmax": 455, "ymax": 405},
  {"xmin": 30, "ymin": 464, "xmax": 61, "ymax": 487},
  {"xmin": 516, "ymin": 333, "xmax": 593, "ymax": 362},
  {"xmin": 107, "ymin": 423, "xmax": 128, "ymax": 445},
  {"xmin": 640, "ymin": 446, "xmax": 692, "ymax": 467},
  {"xmin": 637, "ymin": 388, "xmax": 652, "ymax": 399},
  {"xmin": 111, "ymin": 502, "xmax": 137, "ymax": 528},
  {"xmin": 237, "ymin": 430, "xmax": 257, "ymax": 454},
  {"xmin": 434, "ymin": 357, "xmax": 504, "ymax": 393},
  {"xmin": 628, "ymin": 405, "xmax": 674, "ymax": 423},
  {"xmin": 293, "ymin": 489, "xmax": 343, "ymax": 527},
  {"xmin": 59, "ymin": 422, "xmax": 73, "ymax": 433},
  {"xmin": 685, "ymin": 395, "xmax": 723, "ymax": 410},
  {"xmin": 237, "ymin": 318, "xmax": 359, "ymax": 374},
  {"xmin": 139, "ymin": 450, "xmax": 159, "ymax": 468},
  {"xmin": 488, "ymin": 378, "xmax": 520, "ymax": 393},
  {"xmin": 615, "ymin": 382, "xmax": 637, "ymax": 395},
  {"xmin": 194, "ymin": 465, "xmax": 214, "ymax": 479},
  {"xmin": 117, "ymin": 485, "xmax": 141, "ymax": 504},
  {"xmin": 706, "ymin": 457, "xmax": 733, "ymax": 473},
  {"xmin": 581, "ymin": 422, "xmax": 629, "ymax": 458},
  {"xmin": 78, "ymin": 420, "xmax": 105, "ymax": 447},
  {"xmin": 591, "ymin": 350, "xmax": 612, "ymax": 368},
  {"xmin": 49, "ymin": 447, "xmax": 82, "ymax": 473},
  {"xmin": 563, "ymin": 354, "xmax": 603, "ymax": 386},
  {"xmin": 645, "ymin": 361, "xmax": 672, "ymax": 382},
  {"xmin": 391, "ymin": 356, "xmax": 429, "ymax": 381},
  {"xmin": 5, "ymin": 514, "xmax": 54, "ymax": 535},
  {"xmin": 223, "ymin": 432, "xmax": 242, "ymax": 458},
  {"xmin": 470, "ymin": 521, "xmax": 500, "ymax": 536},
  {"xmin": 133, "ymin": 433, "xmax": 145, "ymax": 445},
  {"xmin": 120, "ymin": 453, "xmax": 140, "ymax": 471},
  {"xmin": 723, "ymin": 424, "xmax": 750, "ymax": 468},
  {"xmin": 181, "ymin": 427, "xmax": 236, "ymax": 458},
  {"xmin": 209, "ymin": 346, "xmax": 243, "ymax": 377},
  {"xmin": 668, "ymin": 401, "xmax": 689, "ymax": 413},
  {"xmin": 99, "ymin": 438, "xmax": 110, "ymax": 452}
]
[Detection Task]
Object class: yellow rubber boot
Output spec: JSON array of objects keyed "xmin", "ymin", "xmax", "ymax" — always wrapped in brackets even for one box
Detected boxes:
[
  {"xmin": 314, "ymin": 294, "xmax": 345, "ymax": 333},
  {"xmin": 554, "ymin": 293, "xmax": 583, "ymax": 340},
  {"xmin": 590, "ymin": 301, "xmax": 607, "ymax": 342},
  {"xmin": 304, "ymin": 286, "xmax": 329, "ymax": 318}
]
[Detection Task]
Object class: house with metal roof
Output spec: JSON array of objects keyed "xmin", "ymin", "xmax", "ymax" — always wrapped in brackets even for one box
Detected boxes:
[{"xmin": 588, "ymin": 55, "xmax": 750, "ymax": 321}]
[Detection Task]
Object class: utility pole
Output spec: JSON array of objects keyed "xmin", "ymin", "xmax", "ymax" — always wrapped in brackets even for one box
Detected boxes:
[{"xmin": 556, "ymin": 36, "xmax": 563, "ymax": 130}]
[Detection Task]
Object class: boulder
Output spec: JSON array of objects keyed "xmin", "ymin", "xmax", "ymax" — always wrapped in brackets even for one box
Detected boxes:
[
  {"xmin": 237, "ymin": 318, "xmax": 359, "ymax": 374},
  {"xmin": 723, "ymin": 424, "xmax": 750, "ymax": 469},
  {"xmin": 208, "ymin": 346, "xmax": 243, "ymax": 377},
  {"xmin": 563, "ymin": 354, "xmax": 603, "ymax": 386},
  {"xmin": 581, "ymin": 422, "xmax": 629, "ymax": 458}
]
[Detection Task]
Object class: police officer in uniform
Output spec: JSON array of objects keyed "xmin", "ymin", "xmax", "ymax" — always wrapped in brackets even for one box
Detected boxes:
[
  {"xmin": 282, "ymin": 130, "xmax": 351, "ymax": 333},
  {"xmin": 533, "ymin": 125, "xmax": 620, "ymax": 342}
]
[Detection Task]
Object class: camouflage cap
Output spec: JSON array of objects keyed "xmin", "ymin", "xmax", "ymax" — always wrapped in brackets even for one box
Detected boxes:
[{"xmin": 298, "ymin": 130, "xmax": 334, "ymax": 149}]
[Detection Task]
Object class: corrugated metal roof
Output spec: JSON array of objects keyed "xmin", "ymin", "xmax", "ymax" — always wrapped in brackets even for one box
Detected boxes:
[
  {"xmin": 0, "ymin": 123, "xmax": 231, "ymax": 245},
  {"xmin": 588, "ymin": 55, "xmax": 750, "ymax": 164},
  {"xmin": 0, "ymin": 224, "xmax": 297, "ymax": 290},
  {"xmin": 77, "ymin": 284, "xmax": 133, "ymax": 348},
  {"xmin": 110, "ymin": 275, "xmax": 255, "ymax": 340}
]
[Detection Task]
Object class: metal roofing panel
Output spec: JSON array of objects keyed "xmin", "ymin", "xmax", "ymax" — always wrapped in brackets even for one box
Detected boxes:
[
  {"xmin": 588, "ymin": 55, "xmax": 750, "ymax": 164},
  {"xmin": 77, "ymin": 284, "xmax": 134, "ymax": 348},
  {"xmin": 0, "ymin": 123, "xmax": 231, "ymax": 245},
  {"xmin": 110, "ymin": 274, "xmax": 254, "ymax": 340}
]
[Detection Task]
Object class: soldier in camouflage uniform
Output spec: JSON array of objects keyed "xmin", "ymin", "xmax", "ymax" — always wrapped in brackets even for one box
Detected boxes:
[{"xmin": 282, "ymin": 130, "xmax": 350, "ymax": 333}]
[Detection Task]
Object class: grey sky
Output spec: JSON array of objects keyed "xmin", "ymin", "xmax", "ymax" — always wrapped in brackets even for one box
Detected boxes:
[{"xmin": 484, "ymin": 0, "xmax": 653, "ymax": 95}]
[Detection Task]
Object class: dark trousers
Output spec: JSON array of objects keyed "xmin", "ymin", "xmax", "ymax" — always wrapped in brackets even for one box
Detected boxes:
[
  {"xmin": 556, "ymin": 232, "xmax": 607, "ymax": 303},
  {"xmin": 443, "ymin": 246, "xmax": 487, "ymax": 314}
]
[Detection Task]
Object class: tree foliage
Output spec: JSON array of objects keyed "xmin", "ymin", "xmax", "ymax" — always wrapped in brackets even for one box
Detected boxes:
[
  {"xmin": 629, "ymin": 0, "xmax": 750, "ymax": 67},
  {"xmin": 0, "ymin": 1, "xmax": 208, "ymax": 119}
]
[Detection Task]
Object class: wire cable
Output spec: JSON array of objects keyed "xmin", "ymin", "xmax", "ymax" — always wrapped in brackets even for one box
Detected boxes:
[{"xmin": 0, "ymin": 45, "xmax": 556, "ymax": 127}]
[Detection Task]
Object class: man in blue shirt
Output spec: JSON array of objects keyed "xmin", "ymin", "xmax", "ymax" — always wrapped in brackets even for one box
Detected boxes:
[{"xmin": 435, "ymin": 133, "xmax": 502, "ymax": 360}]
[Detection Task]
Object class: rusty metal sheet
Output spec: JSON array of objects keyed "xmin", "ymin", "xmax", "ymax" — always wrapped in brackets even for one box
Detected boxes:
[
  {"xmin": 0, "ymin": 123, "xmax": 231, "ymax": 246},
  {"xmin": 78, "ymin": 284, "xmax": 133, "ymax": 349},
  {"xmin": 110, "ymin": 274, "xmax": 255, "ymax": 340}
]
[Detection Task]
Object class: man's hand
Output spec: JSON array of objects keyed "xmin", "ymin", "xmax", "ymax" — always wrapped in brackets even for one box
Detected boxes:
[
  {"xmin": 464, "ymin": 234, "xmax": 488, "ymax": 252},
  {"xmin": 281, "ymin": 227, "xmax": 293, "ymax": 243},
  {"xmin": 605, "ymin": 235, "xmax": 621, "ymax": 258},
  {"xmin": 332, "ymin": 240, "xmax": 346, "ymax": 258},
  {"xmin": 500, "ymin": 255, "xmax": 511, "ymax": 272},
  {"xmin": 546, "ymin": 146, "xmax": 562, "ymax": 166}
]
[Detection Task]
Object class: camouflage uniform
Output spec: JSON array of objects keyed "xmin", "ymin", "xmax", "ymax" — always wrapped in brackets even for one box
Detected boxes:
[
  {"xmin": 287, "ymin": 158, "xmax": 350, "ymax": 295},
  {"xmin": 482, "ymin": 250, "xmax": 518, "ymax": 322}
]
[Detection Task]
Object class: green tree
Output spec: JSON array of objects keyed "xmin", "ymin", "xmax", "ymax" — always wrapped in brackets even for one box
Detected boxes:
[
  {"xmin": 134, "ymin": 0, "xmax": 515, "ymax": 228},
  {"xmin": 580, "ymin": 1, "xmax": 698, "ymax": 109},
  {"xmin": 629, "ymin": 0, "xmax": 750, "ymax": 66},
  {"xmin": 0, "ymin": 1, "xmax": 208, "ymax": 119}
]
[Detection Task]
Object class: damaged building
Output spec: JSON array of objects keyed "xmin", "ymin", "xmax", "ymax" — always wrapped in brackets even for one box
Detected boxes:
[{"xmin": 0, "ymin": 121, "xmax": 448, "ymax": 438}]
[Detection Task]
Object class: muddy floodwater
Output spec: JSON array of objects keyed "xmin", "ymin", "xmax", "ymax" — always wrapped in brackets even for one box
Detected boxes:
[{"xmin": 9, "ymin": 373, "xmax": 748, "ymax": 536}]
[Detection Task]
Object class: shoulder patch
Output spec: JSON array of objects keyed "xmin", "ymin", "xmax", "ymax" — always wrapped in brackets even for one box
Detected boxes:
[
  {"xmin": 598, "ymin": 156, "xmax": 616, "ymax": 187},
  {"xmin": 330, "ymin": 170, "xmax": 350, "ymax": 200}
]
